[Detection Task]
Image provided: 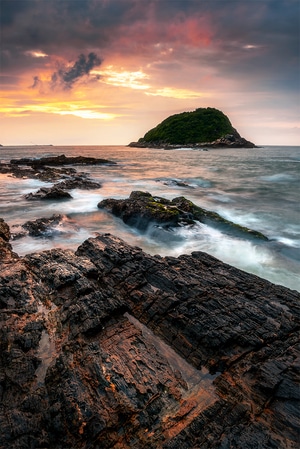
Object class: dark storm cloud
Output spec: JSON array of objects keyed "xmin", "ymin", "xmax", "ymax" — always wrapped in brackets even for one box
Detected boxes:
[
  {"xmin": 0, "ymin": 0, "xmax": 32, "ymax": 25},
  {"xmin": 1, "ymin": 0, "xmax": 298, "ymax": 92},
  {"xmin": 55, "ymin": 52, "xmax": 102, "ymax": 89},
  {"xmin": 30, "ymin": 52, "xmax": 102, "ymax": 91}
]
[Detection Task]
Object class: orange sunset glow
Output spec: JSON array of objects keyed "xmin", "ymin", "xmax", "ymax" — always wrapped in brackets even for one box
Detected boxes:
[{"xmin": 0, "ymin": 0, "xmax": 299, "ymax": 146}]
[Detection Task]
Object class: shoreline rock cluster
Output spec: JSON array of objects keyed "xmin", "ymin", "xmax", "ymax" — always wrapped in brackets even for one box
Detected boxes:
[
  {"xmin": 129, "ymin": 133, "xmax": 256, "ymax": 149},
  {"xmin": 0, "ymin": 221, "xmax": 299, "ymax": 448},
  {"xmin": 0, "ymin": 154, "xmax": 114, "ymax": 200}
]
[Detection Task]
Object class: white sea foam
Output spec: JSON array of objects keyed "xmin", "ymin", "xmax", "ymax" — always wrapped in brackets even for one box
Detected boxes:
[
  {"xmin": 55, "ymin": 189, "xmax": 102, "ymax": 214},
  {"xmin": 275, "ymin": 237, "xmax": 300, "ymax": 248},
  {"xmin": 208, "ymin": 193, "xmax": 234, "ymax": 203},
  {"xmin": 260, "ymin": 173, "xmax": 296, "ymax": 182},
  {"xmin": 143, "ymin": 223, "xmax": 300, "ymax": 289},
  {"xmin": 12, "ymin": 227, "xmax": 93, "ymax": 256}
]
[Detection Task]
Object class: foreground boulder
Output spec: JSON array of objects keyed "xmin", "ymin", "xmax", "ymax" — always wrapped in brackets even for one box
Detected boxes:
[
  {"xmin": 0, "ymin": 221, "xmax": 299, "ymax": 449},
  {"xmin": 98, "ymin": 191, "xmax": 268, "ymax": 241}
]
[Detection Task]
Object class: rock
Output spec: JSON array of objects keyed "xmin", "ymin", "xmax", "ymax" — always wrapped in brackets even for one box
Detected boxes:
[
  {"xmin": 158, "ymin": 179, "xmax": 195, "ymax": 188},
  {"xmin": 98, "ymin": 191, "xmax": 268, "ymax": 241},
  {"xmin": 57, "ymin": 177, "xmax": 102, "ymax": 190},
  {"xmin": 10, "ymin": 154, "xmax": 116, "ymax": 167},
  {"xmin": 11, "ymin": 214, "xmax": 79, "ymax": 239},
  {"xmin": 0, "ymin": 221, "xmax": 299, "ymax": 448},
  {"xmin": 0, "ymin": 162, "xmax": 78, "ymax": 182},
  {"xmin": 24, "ymin": 177, "xmax": 102, "ymax": 201},
  {"xmin": 25, "ymin": 185, "xmax": 72, "ymax": 200},
  {"xmin": 0, "ymin": 217, "xmax": 10, "ymax": 242},
  {"xmin": 0, "ymin": 218, "xmax": 19, "ymax": 260},
  {"xmin": 1, "ymin": 157, "xmax": 103, "ymax": 202}
]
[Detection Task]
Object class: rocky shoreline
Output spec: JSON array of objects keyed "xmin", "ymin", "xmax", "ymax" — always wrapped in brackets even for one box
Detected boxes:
[
  {"xmin": 0, "ymin": 154, "xmax": 114, "ymax": 200},
  {"xmin": 0, "ymin": 155, "xmax": 299, "ymax": 448},
  {"xmin": 128, "ymin": 134, "xmax": 257, "ymax": 149},
  {"xmin": 0, "ymin": 218, "xmax": 299, "ymax": 448}
]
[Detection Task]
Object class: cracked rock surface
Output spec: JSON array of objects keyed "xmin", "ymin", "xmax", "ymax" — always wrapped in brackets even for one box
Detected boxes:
[{"xmin": 0, "ymin": 224, "xmax": 299, "ymax": 448}]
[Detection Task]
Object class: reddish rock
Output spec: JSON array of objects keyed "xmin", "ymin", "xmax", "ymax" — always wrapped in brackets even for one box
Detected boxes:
[{"xmin": 0, "ymin": 224, "xmax": 299, "ymax": 449}]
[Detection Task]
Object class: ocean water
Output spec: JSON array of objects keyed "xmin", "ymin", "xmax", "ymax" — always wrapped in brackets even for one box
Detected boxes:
[{"xmin": 0, "ymin": 144, "xmax": 299, "ymax": 292}]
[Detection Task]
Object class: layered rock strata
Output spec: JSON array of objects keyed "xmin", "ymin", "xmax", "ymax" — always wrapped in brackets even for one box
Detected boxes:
[{"xmin": 0, "ymin": 222, "xmax": 299, "ymax": 448}]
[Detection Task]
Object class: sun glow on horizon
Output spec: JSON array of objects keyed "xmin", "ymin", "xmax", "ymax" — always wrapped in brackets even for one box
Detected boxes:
[{"xmin": 0, "ymin": 101, "xmax": 118, "ymax": 120}]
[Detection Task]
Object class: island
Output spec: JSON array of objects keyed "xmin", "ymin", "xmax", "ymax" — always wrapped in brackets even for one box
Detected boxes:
[{"xmin": 129, "ymin": 107, "xmax": 256, "ymax": 149}]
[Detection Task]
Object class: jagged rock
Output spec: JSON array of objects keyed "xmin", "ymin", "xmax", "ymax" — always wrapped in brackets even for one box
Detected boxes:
[
  {"xmin": 10, "ymin": 154, "xmax": 116, "ymax": 167},
  {"xmin": 0, "ymin": 218, "xmax": 18, "ymax": 260},
  {"xmin": 25, "ymin": 177, "xmax": 102, "ymax": 201},
  {"xmin": 57, "ymin": 177, "xmax": 102, "ymax": 190},
  {"xmin": 0, "ymin": 222, "xmax": 299, "ymax": 449},
  {"xmin": 1, "ymin": 157, "xmax": 103, "ymax": 202},
  {"xmin": 11, "ymin": 214, "xmax": 79, "ymax": 239},
  {"xmin": 158, "ymin": 179, "xmax": 195, "ymax": 188},
  {"xmin": 1, "ymin": 152, "xmax": 109, "ymax": 183},
  {"xmin": 25, "ymin": 185, "xmax": 73, "ymax": 200},
  {"xmin": 98, "ymin": 191, "xmax": 268, "ymax": 240},
  {"xmin": 0, "ymin": 162, "xmax": 77, "ymax": 181}
]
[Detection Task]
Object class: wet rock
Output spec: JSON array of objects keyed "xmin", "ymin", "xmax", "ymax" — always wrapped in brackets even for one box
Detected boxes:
[
  {"xmin": 0, "ymin": 217, "xmax": 10, "ymax": 242},
  {"xmin": 24, "ymin": 175, "xmax": 103, "ymax": 201},
  {"xmin": 0, "ymin": 217, "xmax": 19, "ymax": 260},
  {"xmin": 10, "ymin": 153, "xmax": 116, "ymax": 167},
  {"xmin": 25, "ymin": 185, "xmax": 72, "ymax": 200},
  {"xmin": 1, "ymin": 157, "xmax": 103, "ymax": 203},
  {"xmin": 0, "ymin": 162, "xmax": 77, "ymax": 182},
  {"xmin": 98, "ymin": 191, "xmax": 268, "ymax": 241},
  {"xmin": 57, "ymin": 177, "xmax": 102, "ymax": 190},
  {"xmin": 0, "ymin": 222, "xmax": 299, "ymax": 449},
  {"xmin": 11, "ymin": 214, "xmax": 79, "ymax": 239},
  {"xmin": 158, "ymin": 179, "xmax": 195, "ymax": 188}
]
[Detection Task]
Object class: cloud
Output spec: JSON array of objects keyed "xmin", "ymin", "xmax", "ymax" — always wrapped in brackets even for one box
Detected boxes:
[
  {"xmin": 31, "ymin": 76, "xmax": 42, "ymax": 89},
  {"xmin": 32, "ymin": 53, "xmax": 102, "ymax": 91},
  {"xmin": 57, "ymin": 53, "xmax": 102, "ymax": 89}
]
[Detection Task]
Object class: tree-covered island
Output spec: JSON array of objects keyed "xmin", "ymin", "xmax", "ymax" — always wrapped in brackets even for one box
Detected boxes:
[{"xmin": 129, "ymin": 107, "xmax": 256, "ymax": 148}]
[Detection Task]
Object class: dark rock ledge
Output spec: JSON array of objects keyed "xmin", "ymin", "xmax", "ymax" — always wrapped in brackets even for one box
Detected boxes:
[
  {"xmin": 11, "ymin": 214, "xmax": 79, "ymax": 240},
  {"xmin": 0, "ymin": 219, "xmax": 299, "ymax": 449},
  {"xmin": 98, "ymin": 191, "xmax": 269, "ymax": 241},
  {"xmin": 0, "ymin": 154, "xmax": 111, "ymax": 200},
  {"xmin": 128, "ymin": 134, "xmax": 256, "ymax": 149},
  {"xmin": 10, "ymin": 154, "xmax": 117, "ymax": 167}
]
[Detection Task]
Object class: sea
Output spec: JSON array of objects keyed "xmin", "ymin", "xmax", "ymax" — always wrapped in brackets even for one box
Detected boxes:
[{"xmin": 0, "ymin": 145, "xmax": 299, "ymax": 292}]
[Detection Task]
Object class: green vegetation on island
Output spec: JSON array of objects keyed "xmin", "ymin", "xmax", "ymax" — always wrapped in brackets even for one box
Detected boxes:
[
  {"xmin": 129, "ymin": 107, "xmax": 256, "ymax": 148},
  {"xmin": 142, "ymin": 108, "xmax": 235, "ymax": 144}
]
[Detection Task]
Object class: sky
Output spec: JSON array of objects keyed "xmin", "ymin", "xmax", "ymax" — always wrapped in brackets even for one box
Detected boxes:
[{"xmin": 0, "ymin": 0, "xmax": 299, "ymax": 146}]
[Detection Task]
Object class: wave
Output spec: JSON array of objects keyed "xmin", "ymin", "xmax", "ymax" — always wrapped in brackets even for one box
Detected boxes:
[{"xmin": 260, "ymin": 173, "xmax": 296, "ymax": 182}]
